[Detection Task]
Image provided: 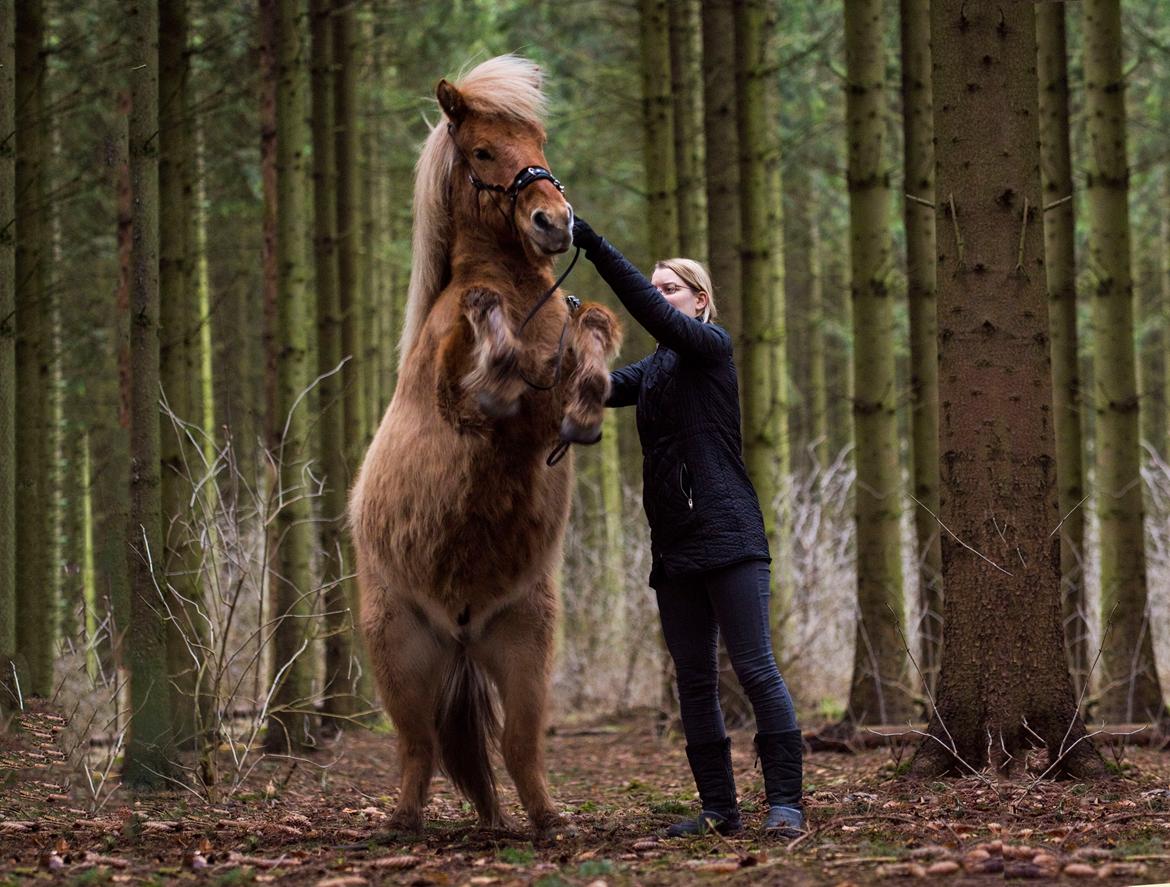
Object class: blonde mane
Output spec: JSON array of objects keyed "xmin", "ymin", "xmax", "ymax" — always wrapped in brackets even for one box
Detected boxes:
[{"xmin": 397, "ymin": 55, "xmax": 549, "ymax": 370}]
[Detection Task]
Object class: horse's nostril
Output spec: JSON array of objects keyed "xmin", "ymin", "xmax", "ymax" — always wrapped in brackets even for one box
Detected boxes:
[{"xmin": 532, "ymin": 210, "xmax": 552, "ymax": 232}]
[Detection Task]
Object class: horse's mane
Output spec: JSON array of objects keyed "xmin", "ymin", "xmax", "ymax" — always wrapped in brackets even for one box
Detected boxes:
[{"xmin": 398, "ymin": 55, "xmax": 549, "ymax": 369}]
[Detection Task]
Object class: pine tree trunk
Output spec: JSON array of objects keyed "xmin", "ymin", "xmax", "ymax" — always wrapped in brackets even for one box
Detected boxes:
[
  {"xmin": 159, "ymin": 0, "xmax": 206, "ymax": 747},
  {"xmin": 1036, "ymin": 1, "xmax": 1088, "ymax": 696},
  {"xmin": 842, "ymin": 0, "xmax": 912, "ymax": 726},
  {"xmin": 265, "ymin": 0, "xmax": 316, "ymax": 754},
  {"xmin": 900, "ymin": 0, "xmax": 942, "ymax": 696},
  {"xmin": 701, "ymin": 0, "xmax": 741, "ymax": 347},
  {"xmin": 600, "ymin": 411, "xmax": 625, "ymax": 661},
  {"xmin": 1139, "ymin": 256, "xmax": 1166, "ymax": 460},
  {"xmin": 910, "ymin": 0, "xmax": 1102, "ymax": 778},
  {"xmin": 312, "ymin": 0, "xmax": 354, "ymax": 723},
  {"xmin": 14, "ymin": 0, "xmax": 54, "ymax": 698},
  {"xmin": 668, "ymin": 0, "xmax": 705, "ymax": 262},
  {"xmin": 123, "ymin": 0, "xmax": 176, "ymax": 788},
  {"xmin": 640, "ymin": 0, "xmax": 678, "ymax": 263},
  {"xmin": 807, "ymin": 199, "xmax": 828, "ymax": 468},
  {"xmin": 334, "ymin": 1, "xmax": 365, "ymax": 471},
  {"xmin": 1163, "ymin": 174, "xmax": 1170, "ymax": 455},
  {"xmin": 1084, "ymin": 0, "xmax": 1164, "ymax": 723},
  {"xmin": 735, "ymin": 0, "xmax": 781, "ymax": 547},
  {"xmin": 0, "ymin": 0, "xmax": 16, "ymax": 714}
]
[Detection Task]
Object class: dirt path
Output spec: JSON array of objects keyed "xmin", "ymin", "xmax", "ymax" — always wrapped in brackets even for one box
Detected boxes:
[{"xmin": 2, "ymin": 707, "xmax": 1169, "ymax": 884}]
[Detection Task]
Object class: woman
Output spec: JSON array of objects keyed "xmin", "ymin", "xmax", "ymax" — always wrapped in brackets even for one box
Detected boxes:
[{"xmin": 570, "ymin": 217, "xmax": 804, "ymax": 838}]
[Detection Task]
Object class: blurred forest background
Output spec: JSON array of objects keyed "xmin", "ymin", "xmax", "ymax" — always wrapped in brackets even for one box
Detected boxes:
[{"xmin": 3, "ymin": 0, "xmax": 1170, "ymax": 791}]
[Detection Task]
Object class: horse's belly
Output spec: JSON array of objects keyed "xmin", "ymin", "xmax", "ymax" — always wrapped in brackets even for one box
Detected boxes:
[{"xmin": 353, "ymin": 400, "xmax": 569, "ymax": 615}]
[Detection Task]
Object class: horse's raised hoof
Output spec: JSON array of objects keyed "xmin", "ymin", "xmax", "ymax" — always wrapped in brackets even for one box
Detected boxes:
[
  {"xmin": 476, "ymin": 390, "xmax": 521, "ymax": 419},
  {"xmin": 531, "ymin": 812, "xmax": 575, "ymax": 845},
  {"xmin": 559, "ymin": 416, "xmax": 602, "ymax": 445}
]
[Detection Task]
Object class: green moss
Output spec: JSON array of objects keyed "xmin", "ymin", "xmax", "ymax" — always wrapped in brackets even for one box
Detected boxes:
[{"xmin": 498, "ymin": 845, "xmax": 536, "ymax": 865}]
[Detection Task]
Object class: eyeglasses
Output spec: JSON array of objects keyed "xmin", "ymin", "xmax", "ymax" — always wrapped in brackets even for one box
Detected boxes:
[{"xmin": 657, "ymin": 283, "xmax": 693, "ymax": 296}]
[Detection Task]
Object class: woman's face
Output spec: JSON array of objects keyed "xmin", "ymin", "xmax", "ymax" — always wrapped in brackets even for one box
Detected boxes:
[{"xmin": 652, "ymin": 268, "xmax": 708, "ymax": 319}]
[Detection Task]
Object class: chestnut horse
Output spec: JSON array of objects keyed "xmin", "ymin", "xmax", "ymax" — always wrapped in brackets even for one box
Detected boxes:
[{"xmin": 348, "ymin": 56, "xmax": 621, "ymax": 839}]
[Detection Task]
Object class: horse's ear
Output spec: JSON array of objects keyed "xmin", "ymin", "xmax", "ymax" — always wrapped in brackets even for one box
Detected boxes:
[{"xmin": 436, "ymin": 79, "xmax": 467, "ymax": 125}]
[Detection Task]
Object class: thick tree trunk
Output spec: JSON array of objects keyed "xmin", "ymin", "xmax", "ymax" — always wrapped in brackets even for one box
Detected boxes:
[
  {"xmin": 0, "ymin": 0, "xmax": 15, "ymax": 715},
  {"xmin": 1084, "ymin": 0, "xmax": 1164, "ymax": 724},
  {"xmin": 701, "ymin": 0, "xmax": 740, "ymax": 350},
  {"xmin": 900, "ymin": 0, "xmax": 942, "ymax": 696},
  {"xmin": 15, "ymin": 0, "xmax": 54, "ymax": 699},
  {"xmin": 640, "ymin": 0, "xmax": 678, "ymax": 263},
  {"xmin": 842, "ymin": 0, "xmax": 913, "ymax": 726},
  {"xmin": 668, "ymin": 0, "xmax": 705, "ymax": 263},
  {"xmin": 807, "ymin": 201, "xmax": 828, "ymax": 468},
  {"xmin": 159, "ymin": 0, "xmax": 208, "ymax": 748},
  {"xmin": 334, "ymin": 1, "xmax": 365, "ymax": 472},
  {"xmin": 312, "ymin": 0, "xmax": 355, "ymax": 724},
  {"xmin": 264, "ymin": 0, "xmax": 317, "ymax": 754},
  {"xmin": 1036, "ymin": 2, "xmax": 1088, "ymax": 697},
  {"xmin": 909, "ymin": 0, "xmax": 1103, "ymax": 778},
  {"xmin": 123, "ymin": 0, "xmax": 177, "ymax": 788}
]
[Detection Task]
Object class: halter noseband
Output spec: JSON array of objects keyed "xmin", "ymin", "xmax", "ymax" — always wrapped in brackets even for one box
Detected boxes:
[{"xmin": 469, "ymin": 165, "xmax": 566, "ymax": 204}]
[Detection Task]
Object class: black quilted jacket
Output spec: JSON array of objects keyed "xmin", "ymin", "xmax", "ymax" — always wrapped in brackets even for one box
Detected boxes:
[{"xmin": 580, "ymin": 234, "xmax": 771, "ymax": 588}]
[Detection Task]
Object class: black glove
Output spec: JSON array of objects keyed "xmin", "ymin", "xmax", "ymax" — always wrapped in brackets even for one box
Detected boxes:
[{"xmin": 571, "ymin": 215, "xmax": 603, "ymax": 254}]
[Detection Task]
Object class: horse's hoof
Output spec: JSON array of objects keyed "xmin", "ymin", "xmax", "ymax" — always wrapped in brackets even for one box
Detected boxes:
[
  {"xmin": 559, "ymin": 417, "xmax": 602, "ymax": 445},
  {"xmin": 532, "ymin": 812, "xmax": 575, "ymax": 844},
  {"xmin": 387, "ymin": 811, "xmax": 424, "ymax": 834},
  {"xmin": 477, "ymin": 391, "xmax": 520, "ymax": 418}
]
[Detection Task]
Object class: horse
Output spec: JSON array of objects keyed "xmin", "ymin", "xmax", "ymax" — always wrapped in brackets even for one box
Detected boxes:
[{"xmin": 348, "ymin": 56, "xmax": 621, "ymax": 839}]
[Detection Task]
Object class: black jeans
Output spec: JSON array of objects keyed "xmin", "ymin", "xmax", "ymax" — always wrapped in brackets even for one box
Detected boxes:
[{"xmin": 656, "ymin": 558, "xmax": 799, "ymax": 746}]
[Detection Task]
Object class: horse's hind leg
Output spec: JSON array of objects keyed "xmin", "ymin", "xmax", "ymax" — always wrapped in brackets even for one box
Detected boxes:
[
  {"xmin": 560, "ymin": 302, "xmax": 621, "ymax": 444},
  {"xmin": 477, "ymin": 580, "xmax": 565, "ymax": 840},
  {"xmin": 363, "ymin": 589, "xmax": 449, "ymax": 832}
]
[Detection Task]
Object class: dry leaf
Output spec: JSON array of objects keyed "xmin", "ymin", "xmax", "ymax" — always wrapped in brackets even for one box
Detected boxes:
[
  {"xmin": 368, "ymin": 854, "xmax": 420, "ymax": 869},
  {"xmin": 925, "ymin": 861, "xmax": 959, "ymax": 875},
  {"xmin": 1061, "ymin": 863, "xmax": 1097, "ymax": 878},
  {"xmin": 315, "ymin": 878, "xmax": 369, "ymax": 887}
]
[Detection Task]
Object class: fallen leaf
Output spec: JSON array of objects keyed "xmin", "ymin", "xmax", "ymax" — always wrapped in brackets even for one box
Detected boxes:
[{"xmin": 367, "ymin": 855, "xmax": 420, "ymax": 870}]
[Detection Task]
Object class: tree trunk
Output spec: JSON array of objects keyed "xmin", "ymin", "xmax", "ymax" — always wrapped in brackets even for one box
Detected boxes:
[
  {"xmin": 1036, "ymin": 1, "xmax": 1088, "ymax": 697},
  {"xmin": 0, "ymin": 0, "xmax": 16, "ymax": 715},
  {"xmin": 807, "ymin": 198, "xmax": 828, "ymax": 468},
  {"xmin": 909, "ymin": 0, "xmax": 1103, "ymax": 778},
  {"xmin": 123, "ymin": 0, "xmax": 176, "ymax": 788},
  {"xmin": 668, "ymin": 0, "xmax": 705, "ymax": 263},
  {"xmin": 734, "ymin": 0, "xmax": 783, "ymax": 558},
  {"xmin": 159, "ymin": 0, "xmax": 207, "ymax": 748},
  {"xmin": 264, "ymin": 0, "xmax": 317, "ymax": 754},
  {"xmin": 1084, "ymin": 0, "xmax": 1164, "ymax": 724},
  {"xmin": 15, "ymin": 0, "xmax": 54, "ymax": 699},
  {"xmin": 312, "ymin": 0, "xmax": 354, "ymax": 724},
  {"xmin": 842, "ymin": 0, "xmax": 913, "ymax": 726},
  {"xmin": 640, "ymin": 0, "xmax": 678, "ymax": 263},
  {"xmin": 900, "ymin": 0, "xmax": 942, "ymax": 697},
  {"xmin": 1163, "ymin": 173, "xmax": 1170, "ymax": 459},
  {"xmin": 701, "ymin": 0, "xmax": 741, "ymax": 348},
  {"xmin": 334, "ymin": 1, "xmax": 365, "ymax": 472}
]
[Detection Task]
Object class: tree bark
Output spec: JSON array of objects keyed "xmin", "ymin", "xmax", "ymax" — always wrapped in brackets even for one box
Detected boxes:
[
  {"xmin": 123, "ymin": 0, "xmax": 177, "ymax": 788},
  {"xmin": 909, "ymin": 0, "xmax": 1103, "ymax": 778},
  {"xmin": 668, "ymin": 0, "xmax": 705, "ymax": 263},
  {"xmin": 1036, "ymin": 1, "xmax": 1088, "ymax": 697},
  {"xmin": 312, "ymin": 0, "xmax": 355, "ymax": 723},
  {"xmin": 900, "ymin": 0, "xmax": 942, "ymax": 696},
  {"xmin": 15, "ymin": 0, "xmax": 54, "ymax": 699},
  {"xmin": 334, "ymin": 1, "xmax": 365, "ymax": 472},
  {"xmin": 0, "ymin": 0, "xmax": 16, "ymax": 715},
  {"xmin": 1084, "ymin": 0, "xmax": 1164, "ymax": 724},
  {"xmin": 640, "ymin": 0, "xmax": 678, "ymax": 263},
  {"xmin": 701, "ymin": 0, "xmax": 741, "ymax": 349},
  {"xmin": 264, "ymin": 0, "xmax": 317, "ymax": 754},
  {"xmin": 842, "ymin": 0, "xmax": 913, "ymax": 726}
]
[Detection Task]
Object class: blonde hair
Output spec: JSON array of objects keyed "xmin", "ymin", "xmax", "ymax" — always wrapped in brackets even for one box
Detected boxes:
[
  {"xmin": 398, "ymin": 56, "xmax": 548, "ymax": 369},
  {"xmin": 655, "ymin": 258, "xmax": 718, "ymax": 323}
]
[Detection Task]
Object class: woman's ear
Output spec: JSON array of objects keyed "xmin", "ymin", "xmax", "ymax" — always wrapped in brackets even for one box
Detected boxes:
[
  {"xmin": 695, "ymin": 291, "xmax": 710, "ymax": 316},
  {"xmin": 436, "ymin": 79, "xmax": 467, "ymax": 124}
]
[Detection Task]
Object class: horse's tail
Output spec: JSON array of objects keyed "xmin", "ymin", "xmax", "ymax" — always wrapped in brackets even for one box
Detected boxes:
[{"xmin": 435, "ymin": 648, "xmax": 499, "ymax": 814}]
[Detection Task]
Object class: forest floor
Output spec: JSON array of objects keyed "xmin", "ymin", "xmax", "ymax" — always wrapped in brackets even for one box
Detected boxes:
[{"xmin": 3, "ymin": 705, "xmax": 1170, "ymax": 885}]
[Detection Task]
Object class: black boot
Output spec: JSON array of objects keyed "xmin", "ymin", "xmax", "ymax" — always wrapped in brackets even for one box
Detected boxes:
[
  {"xmin": 755, "ymin": 730, "xmax": 805, "ymax": 837},
  {"xmin": 666, "ymin": 737, "xmax": 742, "ymax": 837}
]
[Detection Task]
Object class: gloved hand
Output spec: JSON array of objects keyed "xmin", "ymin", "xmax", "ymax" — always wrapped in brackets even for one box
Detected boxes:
[{"xmin": 571, "ymin": 215, "xmax": 603, "ymax": 254}]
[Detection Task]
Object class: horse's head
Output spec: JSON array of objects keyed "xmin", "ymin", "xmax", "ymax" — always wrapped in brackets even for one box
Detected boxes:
[{"xmin": 438, "ymin": 78, "xmax": 573, "ymax": 258}]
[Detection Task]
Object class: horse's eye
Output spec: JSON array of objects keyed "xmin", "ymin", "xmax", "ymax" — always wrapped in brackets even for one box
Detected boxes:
[{"xmin": 473, "ymin": 147, "xmax": 493, "ymax": 161}]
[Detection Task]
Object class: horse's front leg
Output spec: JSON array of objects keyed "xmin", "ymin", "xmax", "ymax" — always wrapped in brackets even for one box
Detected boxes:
[
  {"xmin": 444, "ymin": 287, "xmax": 527, "ymax": 419},
  {"xmin": 559, "ymin": 302, "xmax": 622, "ymax": 444}
]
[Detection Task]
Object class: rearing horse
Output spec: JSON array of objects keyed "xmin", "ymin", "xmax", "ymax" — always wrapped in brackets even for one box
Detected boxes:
[{"xmin": 349, "ymin": 56, "xmax": 621, "ymax": 839}]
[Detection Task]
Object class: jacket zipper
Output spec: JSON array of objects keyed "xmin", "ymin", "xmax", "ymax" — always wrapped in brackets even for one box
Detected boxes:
[{"xmin": 680, "ymin": 462, "xmax": 693, "ymax": 510}]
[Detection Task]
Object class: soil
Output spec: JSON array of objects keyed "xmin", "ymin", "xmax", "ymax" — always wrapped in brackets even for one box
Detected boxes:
[{"xmin": 2, "ymin": 705, "xmax": 1170, "ymax": 885}]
